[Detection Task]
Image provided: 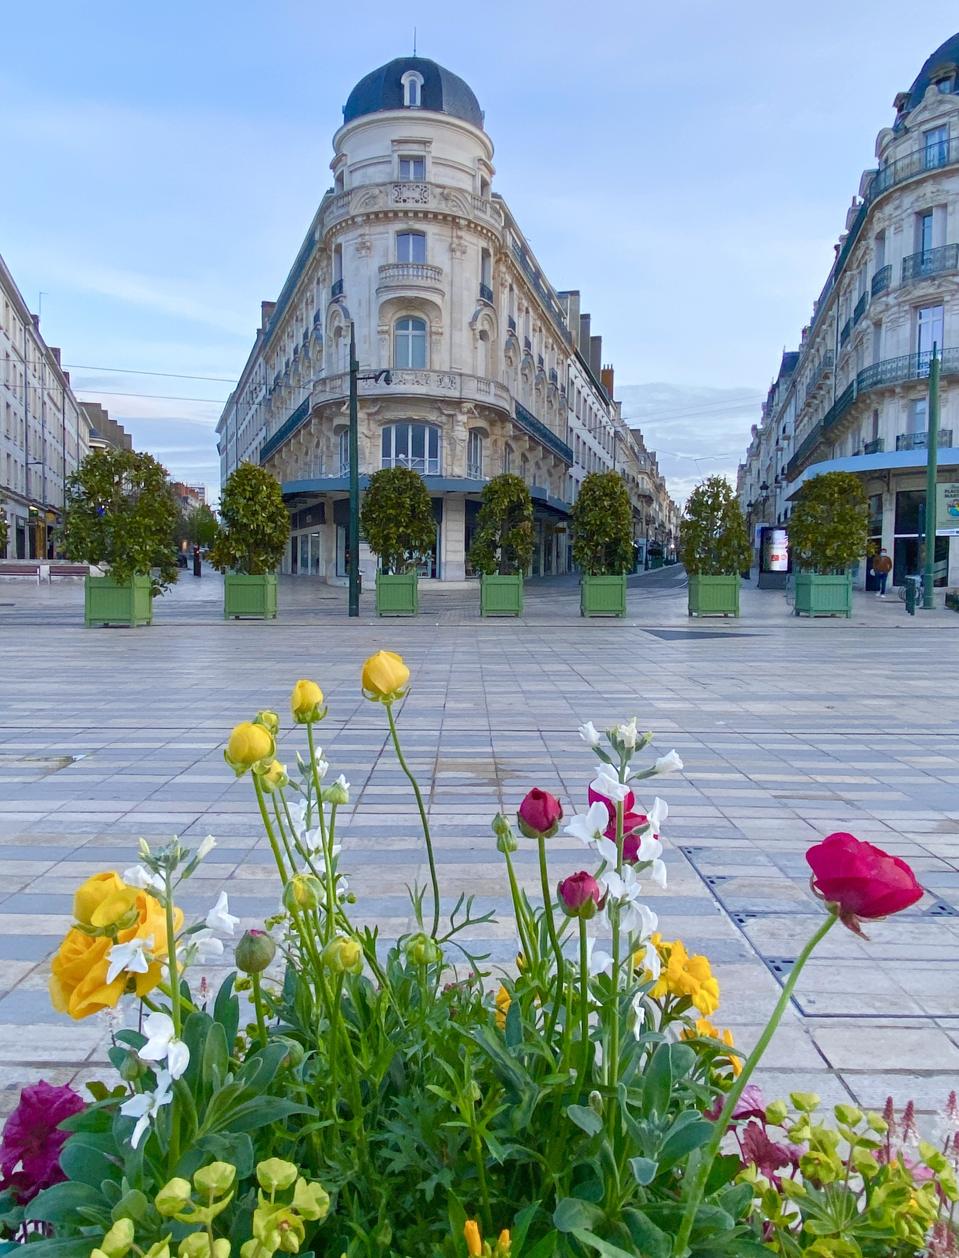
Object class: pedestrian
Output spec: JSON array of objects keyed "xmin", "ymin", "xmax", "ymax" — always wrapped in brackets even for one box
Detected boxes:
[{"xmin": 873, "ymin": 547, "xmax": 892, "ymax": 598}]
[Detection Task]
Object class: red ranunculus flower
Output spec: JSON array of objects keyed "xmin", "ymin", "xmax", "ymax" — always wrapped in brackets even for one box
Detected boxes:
[
  {"xmin": 557, "ymin": 871, "xmax": 604, "ymax": 918},
  {"xmin": 806, "ymin": 832, "xmax": 923, "ymax": 930},
  {"xmin": 517, "ymin": 788, "xmax": 563, "ymax": 839},
  {"xmin": 0, "ymin": 1081, "xmax": 85, "ymax": 1204},
  {"xmin": 605, "ymin": 811, "xmax": 650, "ymax": 864},
  {"xmin": 588, "ymin": 783, "xmax": 635, "ymax": 823}
]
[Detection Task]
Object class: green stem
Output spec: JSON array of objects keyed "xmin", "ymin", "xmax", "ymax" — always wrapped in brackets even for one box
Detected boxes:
[
  {"xmin": 606, "ymin": 798, "xmax": 626, "ymax": 1135},
  {"xmin": 578, "ymin": 918, "xmax": 591, "ymax": 1091},
  {"xmin": 251, "ymin": 972, "xmax": 268, "ymax": 1049},
  {"xmin": 503, "ymin": 845, "xmax": 535, "ymax": 973},
  {"xmin": 673, "ymin": 912, "xmax": 839, "ymax": 1257},
  {"xmin": 271, "ymin": 793, "xmax": 299, "ymax": 875},
  {"xmin": 163, "ymin": 868, "xmax": 181, "ymax": 1170},
  {"xmin": 254, "ymin": 775, "xmax": 289, "ymax": 884},
  {"xmin": 537, "ymin": 832, "xmax": 565, "ymax": 1042},
  {"xmin": 386, "ymin": 700, "xmax": 440, "ymax": 938}
]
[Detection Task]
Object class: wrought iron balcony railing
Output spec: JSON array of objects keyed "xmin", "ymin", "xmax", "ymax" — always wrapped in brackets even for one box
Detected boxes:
[
  {"xmin": 479, "ymin": 283, "xmax": 494, "ymax": 303},
  {"xmin": 896, "ymin": 429, "xmax": 954, "ymax": 451},
  {"xmin": 803, "ymin": 353, "xmax": 834, "ymax": 402},
  {"xmin": 853, "ymin": 292, "xmax": 868, "ymax": 324},
  {"xmin": 901, "ymin": 243, "xmax": 959, "ymax": 284},
  {"xmin": 523, "ymin": 336, "xmax": 532, "ymax": 353},
  {"xmin": 871, "ymin": 136, "xmax": 959, "ymax": 198},
  {"xmin": 549, "ymin": 367, "xmax": 559, "ymax": 385},
  {"xmin": 331, "ymin": 278, "xmax": 344, "ymax": 298},
  {"xmin": 514, "ymin": 401, "xmax": 573, "ymax": 464},
  {"xmin": 840, "ymin": 318, "xmax": 852, "ymax": 347},
  {"xmin": 863, "ymin": 437, "xmax": 884, "ymax": 454},
  {"xmin": 507, "ymin": 315, "xmax": 516, "ymax": 333},
  {"xmin": 871, "ymin": 264, "xmax": 891, "ymax": 297}
]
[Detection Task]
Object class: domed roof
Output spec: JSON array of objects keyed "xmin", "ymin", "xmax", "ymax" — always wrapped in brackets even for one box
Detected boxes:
[
  {"xmin": 902, "ymin": 32, "xmax": 959, "ymax": 114},
  {"xmin": 343, "ymin": 57, "xmax": 484, "ymax": 130}
]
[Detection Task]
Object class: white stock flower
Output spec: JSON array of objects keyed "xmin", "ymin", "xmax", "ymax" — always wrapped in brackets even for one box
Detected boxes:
[
  {"xmin": 631, "ymin": 990, "xmax": 647, "ymax": 1039},
  {"xmin": 578, "ymin": 721, "xmax": 601, "ymax": 748},
  {"xmin": 648, "ymin": 797, "xmax": 668, "ymax": 832},
  {"xmin": 205, "ymin": 891, "xmax": 239, "ymax": 937},
  {"xmin": 196, "ymin": 834, "xmax": 217, "ymax": 860},
  {"xmin": 565, "ymin": 802, "xmax": 609, "ymax": 849},
  {"xmin": 614, "ymin": 718, "xmax": 639, "ymax": 751},
  {"xmin": 138, "ymin": 1013, "xmax": 190, "ymax": 1080},
  {"xmin": 120, "ymin": 1070, "xmax": 174, "ymax": 1148},
  {"xmin": 287, "ymin": 800, "xmax": 308, "ymax": 833},
  {"xmin": 585, "ymin": 936, "xmax": 613, "ymax": 976},
  {"xmin": 590, "ymin": 768, "xmax": 632, "ymax": 804},
  {"xmin": 106, "ymin": 935, "xmax": 153, "ymax": 985},
  {"xmin": 186, "ymin": 930, "xmax": 225, "ymax": 965},
  {"xmin": 600, "ymin": 868, "xmax": 658, "ymax": 939},
  {"xmin": 313, "ymin": 753, "xmax": 330, "ymax": 780},
  {"xmin": 652, "ymin": 750, "xmax": 684, "ymax": 776},
  {"xmin": 122, "ymin": 865, "xmax": 165, "ymax": 893},
  {"xmin": 632, "ymin": 833, "xmax": 667, "ymax": 889}
]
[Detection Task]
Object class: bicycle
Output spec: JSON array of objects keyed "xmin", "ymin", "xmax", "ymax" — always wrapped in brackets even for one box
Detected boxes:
[{"xmin": 898, "ymin": 576, "xmax": 924, "ymax": 603}]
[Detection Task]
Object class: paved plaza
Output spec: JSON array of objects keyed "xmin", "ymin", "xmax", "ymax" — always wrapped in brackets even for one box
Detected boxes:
[{"xmin": 0, "ymin": 568, "xmax": 957, "ymax": 1126}]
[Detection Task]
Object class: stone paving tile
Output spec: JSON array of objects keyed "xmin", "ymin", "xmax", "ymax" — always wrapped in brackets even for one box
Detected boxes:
[{"xmin": 0, "ymin": 570, "xmax": 957, "ymax": 1119}]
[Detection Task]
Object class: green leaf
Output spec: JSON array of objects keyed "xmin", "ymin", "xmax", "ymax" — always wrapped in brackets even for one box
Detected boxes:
[
  {"xmin": 16, "ymin": 1239, "xmax": 97, "ymax": 1258},
  {"xmin": 111, "ymin": 1189, "xmax": 149, "ymax": 1223},
  {"xmin": 572, "ymin": 1230, "xmax": 639, "ymax": 1258},
  {"xmin": 657, "ymin": 1118, "xmax": 713, "ymax": 1172},
  {"xmin": 622, "ymin": 1208, "xmax": 671, "ymax": 1258},
  {"xmin": 628, "ymin": 1156, "xmax": 658, "ymax": 1186},
  {"xmin": 643, "ymin": 1042, "xmax": 673, "ymax": 1117},
  {"xmin": 58, "ymin": 1133, "xmax": 121, "ymax": 1189},
  {"xmin": 567, "ymin": 1105, "xmax": 603, "ymax": 1137},
  {"xmin": 202, "ymin": 1019, "xmax": 229, "ymax": 1093},
  {"xmin": 523, "ymin": 1232, "xmax": 561, "ymax": 1258},
  {"xmin": 213, "ymin": 973, "xmax": 240, "ymax": 1048},
  {"xmin": 509, "ymin": 1202, "xmax": 540, "ymax": 1256},
  {"xmin": 205, "ymin": 1097, "xmax": 312, "ymax": 1135},
  {"xmin": 25, "ymin": 1181, "xmax": 103, "ymax": 1224},
  {"xmin": 553, "ymin": 1197, "xmax": 605, "ymax": 1234}
]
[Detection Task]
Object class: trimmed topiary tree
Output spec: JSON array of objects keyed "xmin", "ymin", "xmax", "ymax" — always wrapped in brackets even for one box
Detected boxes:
[
  {"xmin": 0, "ymin": 510, "xmax": 7, "ymax": 559},
  {"xmin": 209, "ymin": 463, "xmax": 289, "ymax": 576},
  {"xmin": 469, "ymin": 473, "xmax": 534, "ymax": 576},
  {"xmin": 680, "ymin": 476, "xmax": 752, "ymax": 617},
  {"xmin": 572, "ymin": 472, "xmax": 634, "ymax": 616},
  {"xmin": 361, "ymin": 466, "xmax": 436, "ymax": 574},
  {"xmin": 788, "ymin": 470, "xmax": 869, "ymax": 618},
  {"xmin": 62, "ymin": 448, "xmax": 179, "ymax": 594}
]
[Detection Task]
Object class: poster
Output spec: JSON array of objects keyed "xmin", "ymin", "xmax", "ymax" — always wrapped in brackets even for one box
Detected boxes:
[{"xmin": 938, "ymin": 483, "xmax": 959, "ymax": 536}]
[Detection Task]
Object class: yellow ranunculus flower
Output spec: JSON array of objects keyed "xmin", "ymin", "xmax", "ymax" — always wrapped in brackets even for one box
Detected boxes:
[
  {"xmin": 224, "ymin": 721, "xmax": 275, "ymax": 776},
  {"xmin": 361, "ymin": 650, "xmax": 410, "ymax": 702},
  {"xmin": 290, "ymin": 679, "xmax": 324, "ymax": 724},
  {"xmin": 73, "ymin": 871, "xmax": 138, "ymax": 930},
  {"xmin": 257, "ymin": 759, "xmax": 288, "ymax": 793},
  {"xmin": 494, "ymin": 984, "xmax": 511, "ymax": 1031},
  {"xmin": 255, "ymin": 709, "xmax": 280, "ymax": 736}
]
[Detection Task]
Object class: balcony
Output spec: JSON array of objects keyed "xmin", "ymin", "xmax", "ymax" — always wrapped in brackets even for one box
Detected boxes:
[
  {"xmin": 479, "ymin": 282, "xmax": 494, "ymax": 303},
  {"xmin": 896, "ymin": 429, "xmax": 954, "ymax": 451},
  {"xmin": 840, "ymin": 318, "xmax": 852, "ymax": 347},
  {"xmin": 514, "ymin": 401, "xmax": 573, "ymax": 465},
  {"xmin": 803, "ymin": 353, "xmax": 834, "ymax": 402},
  {"xmin": 901, "ymin": 243, "xmax": 959, "ymax": 284},
  {"xmin": 523, "ymin": 336, "xmax": 532, "ymax": 353},
  {"xmin": 871, "ymin": 264, "xmax": 891, "ymax": 297},
  {"xmin": 853, "ymin": 292, "xmax": 867, "ymax": 324},
  {"xmin": 507, "ymin": 315, "xmax": 516, "ymax": 333},
  {"xmin": 871, "ymin": 137, "xmax": 959, "ymax": 199},
  {"xmin": 377, "ymin": 262, "xmax": 444, "ymax": 294},
  {"xmin": 863, "ymin": 437, "xmax": 884, "ymax": 455},
  {"xmin": 331, "ymin": 278, "xmax": 344, "ymax": 299}
]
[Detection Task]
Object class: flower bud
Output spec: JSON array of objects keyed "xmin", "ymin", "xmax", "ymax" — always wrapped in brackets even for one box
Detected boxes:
[
  {"xmin": 321, "ymin": 935, "xmax": 363, "ymax": 975},
  {"xmin": 765, "ymin": 1099, "xmax": 788, "ymax": 1126},
  {"xmin": 283, "ymin": 874, "xmax": 323, "ymax": 912},
  {"xmin": 495, "ymin": 1232, "xmax": 512, "ymax": 1257},
  {"xmin": 275, "ymin": 1036, "xmax": 305, "ymax": 1069},
  {"xmin": 556, "ymin": 871, "xmax": 604, "ymax": 919},
  {"xmin": 790, "ymin": 1091, "xmax": 820, "ymax": 1113},
  {"xmin": 142, "ymin": 1244, "xmax": 171, "ymax": 1258},
  {"xmin": 256, "ymin": 759, "xmax": 288, "ymax": 794},
  {"xmin": 256, "ymin": 1158, "xmax": 298, "ymax": 1193},
  {"xmin": 193, "ymin": 1161, "xmax": 236, "ymax": 1197},
  {"xmin": 492, "ymin": 813, "xmax": 517, "ymax": 853},
  {"xmin": 464, "ymin": 1220, "xmax": 482, "ymax": 1258},
  {"xmin": 178, "ymin": 1235, "xmax": 222, "ymax": 1258},
  {"xmin": 404, "ymin": 932, "xmax": 442, "ymax": 967},
  {"xmin": 224, "ymin": 722, "xmax": 274, "ymax": 777},
  {"xmin": 290, "ymin": 680, "xmax": 324, "ymax": 725},
  {"xmin": 255, "ymin": 710, "xmax": 280, "ymax": 737},
  {"xmin": 155, "ymin": 1178, "xmax": 193, "ymax": 1217},
  {"xmin": 588, "ymin": 1090, "xmax": 604, "ymax": 1115},
  {"xmin": 235, "ymin": 929, "xmax": 276, "ymax": 974},
  {"xmin": 361, "ymin": 650, "xmax": 410, "ymax": 703},
  {"xmin": 120, "ymin": 1050, "xmax": 148, "ymax": 1082},
  {"xmin": 516, "ymin": 788, "xmax": 563, "ymax": 840},
  {"xmin": 101, "ymin": 1218, "xmax": 135, "ymax": 1258},
  {"xmin": 322, "ymin": 775, "xmax": 349, "ymax": 805}
]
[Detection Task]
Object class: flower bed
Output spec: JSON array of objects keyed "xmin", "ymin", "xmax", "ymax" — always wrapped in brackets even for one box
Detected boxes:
[{"xmin": 2, "ymin": 659, "xmax": 956, "ymax": 1257}]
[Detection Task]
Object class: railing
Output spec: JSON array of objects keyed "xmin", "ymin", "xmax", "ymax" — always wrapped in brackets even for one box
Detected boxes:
[
  {"xmin": 479, "ymin": 282, "xmax": 493, "ymax": 303},
  {"xmin": 840, "ymin": 319, "xmax": 852, "ymax": 347},
  {"xmin": 853, "ymin": 293, "xmax": 867, "ymax": 324},
  {"xmin": 549, "ymin": 367, "xmax": 559, "ymax": 385},
  {"xmin": 378, "ymin": 262, "xmax": 444, "ymax": 287},
  {"xmin": 871, "ymin": 136, "xmax": 959, "ymax": 198},
  {"xmin": 523, "ymin": 336, "xmax": 532, "ymax": 353},
  {"xmin": 896, "ymin": 429, "xmax": 954, "ymax": 451},
  {"xmin": 863, "ymin": 437, "xmax": 884, "ymax": 454},
  {"xmin": 871, "ymin": 264, "xmax": 891, "ymax": 297},
  {"xmin": 901, "ymin": 243, "xmax": 959, "ymax": 283},
  {"xmin": 823, "ymin": 382, "xmax": 856, "ymax": 432},
  {"xmin": 382, "ymin": 455, "xmax": 442, "ymax": 474},
  {"xmin": 260, "ymin": 397, "xmax": 311, "ymax": 463},
  {"xmin": 509, "ymin": 240, "xmax": 574, "ymax": 344},
  {"xmin": 507, "ymin": 315, "xmax": 516, "ymax": 333},
  {"xmin": 467, "ymin": 461, "xmax": 484, "ymax": 480},
  {"xmin": 537, "ymin": 354, "xmax": 544, "ymax": 369},
  {"xmin": 331, "ymin": 278, "xmax": 344, "ymax": 298},
  {"xmin": 803, "ymin": 353, "xmax": 833, "ymax": 402},
  {"xmin": 514, "ymin": 401, "xmax": 574, "ymax": 464},
  {"xmin": 390, "ymin": 181, "xmax": 430, "ymax": 205}
]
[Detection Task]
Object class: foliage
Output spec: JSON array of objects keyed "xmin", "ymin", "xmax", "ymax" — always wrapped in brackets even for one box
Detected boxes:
[
  {"xmin": 178, "ymin": 504, "xmax": 219, "ymax": 549},
  {"xmin": 571, "ymin": 472, "xmax": 634, "ymax": 575},
  {"xmin": 786, "ymin": 472, "xmax": 869, "ymax": 573},
  {"xmin": 61, "ymin": 448, "xmax": 179, "ymax": 592},
  {"xmin": 469, "ymin": 474, "xmax": 534, "ymax": 575},
  {"xmin": 0, "ymin": 511, "xmax": 7, "ymax": 557},
  {"xmin": 209, "ymin": 464, "xmax": 289, "ymax": 576},
  {"xmin": 679, "ymin": 477, "xmax": 752, "ymax": 576},
  {"xmin": 360, "ymin": 466, "xmax": 436, "ymax": 574}
]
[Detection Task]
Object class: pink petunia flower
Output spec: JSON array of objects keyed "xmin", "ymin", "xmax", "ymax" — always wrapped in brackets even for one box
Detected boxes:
[{"xmin": 0, "ymin": 1081, "xmax": 85, "ymax": 1203}]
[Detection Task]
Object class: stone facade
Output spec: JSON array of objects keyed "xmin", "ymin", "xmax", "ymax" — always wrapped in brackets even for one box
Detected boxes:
[
  {"xmin": 1, "ymin": 252, "xmax": 90, "ymax": 560},
  {"xmin": 217, "ymin": 57, "xmax": 676, "ymax": 583},
  {"xmin": 738, "ymin": 34, "xmax": 959, "ymax": 590}
]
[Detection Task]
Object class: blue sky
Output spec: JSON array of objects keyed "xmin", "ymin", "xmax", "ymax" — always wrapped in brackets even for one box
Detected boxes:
[{"xmin": 1, "ymin": 1, "xmax": 954, "ymax": 504}]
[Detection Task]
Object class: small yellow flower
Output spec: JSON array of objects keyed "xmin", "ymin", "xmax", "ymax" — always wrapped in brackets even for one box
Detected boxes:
[
  {"xmin": 224, "ymin": 722, "xmax": 275, "ymax": 776},
  {"xmin": 647, "ymin": 936, "xmax": 721, "ymax": 1016},
  {"xmin": 464, "ymin": 1220, "xmax": 482, "ymax": 1257},
  {"xmin": 255, "ymin": 709, "xmax": 280, "ymax": 736},
  {"xmin": 361, "ymin": 650, "xmax": 410, "ymax": 702},
  {"xmin": 321, "ymin": 936, "xmax": 363, "ymax": 974},
  {"xmin": 290, "ymin": 679, "xmax": 324, "ymax": 724},
  {"xmin": 681, "ymin": 1016, "xmax": 719, "ymax": 1040},
  {"xmin": 495, "ymin": 984, "xmax": 511, "ymax": 1031},
  {"xmin": 257, "ymin": 759, "xmax": 288, "ymax": 793},
  {"xmin": 722, "ymin": 1027, "xmax": 742, "ymax": 1077}
]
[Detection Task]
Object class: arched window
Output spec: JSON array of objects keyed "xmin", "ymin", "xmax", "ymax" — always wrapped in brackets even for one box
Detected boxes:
[
  {"xmin": 381, "ymin": 422, "xmax": 441, "ymax": 475},
  {"xmin": 402, "ymin": 71, "xmax": 424, "ymax": 108},
  {"xmin": 396, "ymin": 231, "xmax": 426, "ymax": 263},
  {"xmin": 468, "ymin": 430, "xmax": 485, "ymax": 479},
  {"xmin": 338, "ymin": 429, "xmax": 350, "ymax": 475},
  {"xmin": 503, "ymin": 443, "xmax": 514, "ymax": 474},
  {"xmin": 394, "ymin": 316, "xmax": 428, "ymax": 369}
]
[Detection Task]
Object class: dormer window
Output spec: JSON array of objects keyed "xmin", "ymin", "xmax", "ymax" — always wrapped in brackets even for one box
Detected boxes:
[
  {"xmin": 402, "ymin": 71, "xmax": 424, "ymax": 108},
  {"xmin": 936, "ymin": 74, "xmax": 955, "ymax": 93}
]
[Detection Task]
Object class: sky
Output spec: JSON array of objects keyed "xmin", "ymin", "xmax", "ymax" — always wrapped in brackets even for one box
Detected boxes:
[{"xmin": 1, "ymin": 1, "xmax": 955, "ymax": 506}]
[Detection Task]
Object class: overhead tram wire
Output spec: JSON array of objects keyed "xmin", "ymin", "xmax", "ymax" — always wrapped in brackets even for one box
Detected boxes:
[{"xmin": 63, "ymin": 364, "xmax": 237, "ymax": 382}]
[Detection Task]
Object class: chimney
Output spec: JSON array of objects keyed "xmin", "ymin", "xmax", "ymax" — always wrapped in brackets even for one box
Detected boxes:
[
  {"xmin": 589, "ymin": 335, "xmax": 602, "ymax": 378},
  {"xmin": 261, "ymin": 300, "xmax": 277, "ymax": 330},
  {"xmin": 50, "ymin": 347, "xmax": 61, "ymax": 365},
  {"xmin": 31, "ymin": 314, "xmax": 40, "ymax": 330},
  {"xmin": 601, "ymin": 363, "xmax": 615, "ymax": 398},
  {"xmin": 579, "ymin": 313, "xmax": 591, "ymax": 357}
]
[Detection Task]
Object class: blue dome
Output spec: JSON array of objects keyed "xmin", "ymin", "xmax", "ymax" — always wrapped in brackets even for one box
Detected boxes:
[
  {"xmin": 343, "ymin": 57, "xmax": 484, "ymax": 130},
  {"xmin": 902, "ymin": 32, "xmax": 959, "ymax": 113}
]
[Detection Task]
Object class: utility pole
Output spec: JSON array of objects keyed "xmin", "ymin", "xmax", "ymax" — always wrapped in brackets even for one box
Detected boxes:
[{"xmin": 922, "ymin": 344, "xmax": 940, "ymax": 609}]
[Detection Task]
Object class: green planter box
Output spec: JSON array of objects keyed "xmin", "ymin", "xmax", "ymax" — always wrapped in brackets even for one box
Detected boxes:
[
  {"xmin": 224, "ymin": 573, "xmax": 278, "ymax": 620},
  {"xmin": 480, "ymin": 573, "xmax": 524, "ymax": 616},
  {"xmin": 794, "ymin": 571, "xmax": 852, "ymax": 618},
  {"xmin": 85, "ymin": 574, "xmax": 153, "ymax": 627},
  {"xmin": 581, "ymin": 573, "xmax": 627, "ymax": 617},
  {"xmin": 376, "ymin": 571, "xmax": 419, "ymax": 616},
  {"xmin": 688, "ymin": 573, "xmax": 740, "ymax": 617}
]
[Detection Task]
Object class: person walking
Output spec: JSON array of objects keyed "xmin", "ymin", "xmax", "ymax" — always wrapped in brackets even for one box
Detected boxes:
[{"xmin": 873, "ymin": 547, "xmax": 892, "ymax": 598}]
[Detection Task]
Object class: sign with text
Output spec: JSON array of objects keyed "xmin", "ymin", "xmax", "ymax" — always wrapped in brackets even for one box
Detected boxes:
[{"xmin": 938, "ymin": 483, "xmax": 959, "ymax": 536}]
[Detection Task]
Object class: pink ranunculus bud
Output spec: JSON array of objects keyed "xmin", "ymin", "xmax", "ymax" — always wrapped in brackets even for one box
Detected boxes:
[
  {"xmin": 806, "ymin": 832, "xmax": 922, "ymax": 932},
  {"xmin": 556, "ymin": 870, "xmax": 604, "ymax": 919},
  {"xmin": 606, "ymin": 811, "xmax": 650, "ymax": 863},
  {"xmin": 517, "ymin": 788, "xmax": 563, "ymax": 839},
  {"xmin": 588, "ymin": 783, "xmax": 636, "ymax": 823}
]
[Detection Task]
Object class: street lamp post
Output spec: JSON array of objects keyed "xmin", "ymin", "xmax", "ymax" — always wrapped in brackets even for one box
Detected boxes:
[
  {"xmin": 922, "ymin": 344, "xmax": 940, "ymax": 610},
  {"xmin": 347, "ymin": 321, "xmax": 392, "ymax": 618}
]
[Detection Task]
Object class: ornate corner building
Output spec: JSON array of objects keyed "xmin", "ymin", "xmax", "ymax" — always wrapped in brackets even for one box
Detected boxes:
[
  {"xmin": 217, "ymin": 56, "xmax": 676, "ymax": 582},
  {"xmin": 738, "ymin": 33, "xmax": 959, "ymax": 588}
]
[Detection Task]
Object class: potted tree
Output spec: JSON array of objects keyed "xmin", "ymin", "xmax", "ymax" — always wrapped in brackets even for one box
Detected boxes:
[
  {"xmin": 680, "ymin": 476, "xmax": 752, "ymax": 617},
  {"xmin": 209, "ymin": 463, "xmax": 289, "ymax": 619},
  {"xmin": 572, "ymin": 471, "xmax": 633, "ymax": 616},
  {"xmin": 360, "ymin": 465, "xmax": 436, "ymax": 615},
  {"xmin": 469, "ymin": 473, "xmax": 533, "ymax": 616},
  {"xmin": 62, "ymin": 448, "xmax": 178, "ymax": 627},
  {"xmin": 788, "ymin": 470, "xmax": 869, "ymax": 618}
]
